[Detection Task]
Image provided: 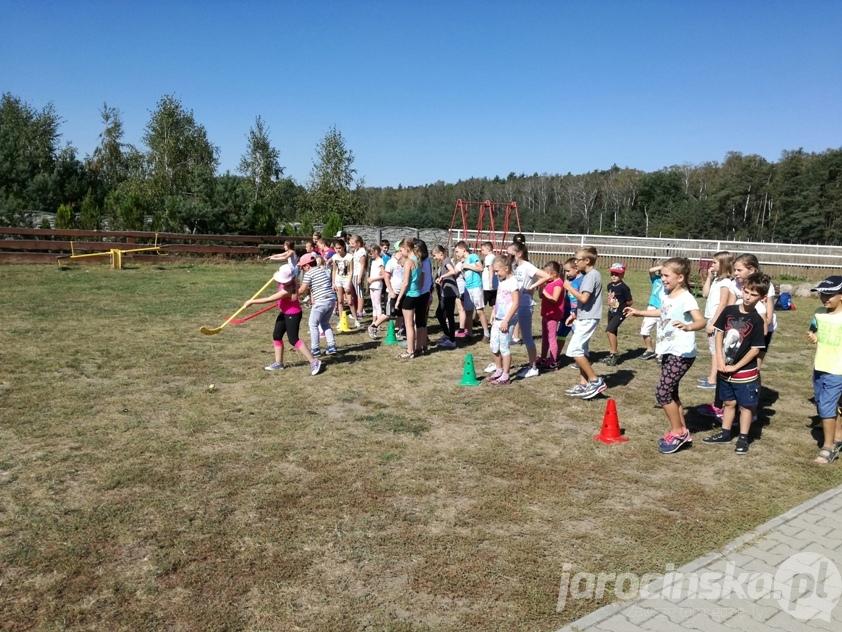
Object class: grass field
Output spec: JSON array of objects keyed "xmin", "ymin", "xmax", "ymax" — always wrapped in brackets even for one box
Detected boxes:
[{"xmin": 2, "ymin": 261, "xmax": 841, "ymax": 631}]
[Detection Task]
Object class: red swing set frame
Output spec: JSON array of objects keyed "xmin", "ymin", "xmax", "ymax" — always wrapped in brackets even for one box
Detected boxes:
[{"xmin": 446, "ymin": 199, "xmax": 522, "ymax": 253}]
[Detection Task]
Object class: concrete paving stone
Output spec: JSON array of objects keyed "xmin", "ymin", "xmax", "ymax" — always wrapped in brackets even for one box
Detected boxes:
[
  {"xmin": 792, "ymin": 511, "xmax": 823, "ymax": 524},
  {"xmin": 588, "ymin": 614, "xmax": 638, "ymax": 632},
  {"xmin": 787, "ymin": 517, "xmax": 833, "ymax": 538},
  {"xmin": 722, "ymin": 611, "xmax": 791, "ymax": 632},
  {"xmin": 681, "ymin": 611, "xmax": 733, "ymax": 630},
  {"xmin": 675, "ymin": 597, "xmax": 740, "ymax": 624},
  {"xmin": 750, "ymin": 536, "xmax": 782, "ymax": 552},
  {"xmin": 728, "ymin": 600, "xmax": 781, "ymax": 622},
  {"xmin": 624, "ymin": 605, "xmax": 658, "ymax": 626},
  {"xmin": 776, "ymin": 524, "xmax": 805, "ymax": 538},
  {"xmin": 639, "ymin": 613, "xmax": 690, "ymax": 632},
  {"xmin": 765, "ymin": 609, "xmax": 837, "ymax": 631},
  {"xmin": 635, "ymin": 598, "xmax": 696, "ymax": 623}
]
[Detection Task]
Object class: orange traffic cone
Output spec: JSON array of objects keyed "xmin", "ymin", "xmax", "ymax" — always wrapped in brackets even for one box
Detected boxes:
[
  {"xmin": 337, "ymin": 310, "xmax": 353, "ymax": 333},
  {"xmin": 593, "ymin": 398, "xmax": 628, "ymax": 444}
]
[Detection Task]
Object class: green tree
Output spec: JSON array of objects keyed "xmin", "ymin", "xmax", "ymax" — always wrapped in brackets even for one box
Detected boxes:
[
  {"xmin": 55, "ymin": 203, "xmax": 73, "ymax": 229},
  {"xmin": 307, "ymin": 126, "xmax": 364, "ymax": 223},
  {"xmin": 322, "ymin": 212, "xmax": 343, "ymax": 240},
  {"xmin": 142, "ymin": 94, "xmax": 218, "ymax": 229},
  {"xmin": 0, "ymin": 93, "xmax": 62, "ymax": 222},
  {"xmin": 91, "ymin": 103, "xmax": 132, "ymax": 190},
  {"xmin": 238, "ymin": 115, "xmax": 283, "ymax": 203},
  {"xmin": 78, "ymin": 188, "xmax": 101, "ymax": 230}
]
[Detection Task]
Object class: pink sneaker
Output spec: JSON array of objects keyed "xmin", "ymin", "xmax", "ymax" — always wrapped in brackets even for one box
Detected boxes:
[{"xmin": 697, "ymin": 404, "xmax": 723, "ymax": 418}]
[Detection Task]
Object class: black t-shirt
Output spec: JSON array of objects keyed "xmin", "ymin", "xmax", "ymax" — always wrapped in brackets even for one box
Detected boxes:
[
  {"xmin": 713, "ymin": 305, "xmax": 766, "ymax": 368},
  {"xmin": 606, "ymin": 281, "xmax": 632, "ymax": 315}
]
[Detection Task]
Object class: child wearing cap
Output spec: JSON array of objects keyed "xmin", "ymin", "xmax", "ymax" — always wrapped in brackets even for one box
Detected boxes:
[
  {"xmin": 244, "ymin": 264, "xmax": 322, "ymax": 375},
  {"xmin": 603, "ymin": 262, "xmax": 633, "ymax": 366},
  {"xmin": 807, "ymin": 275, "xmax": 842, "ymax": 464}
]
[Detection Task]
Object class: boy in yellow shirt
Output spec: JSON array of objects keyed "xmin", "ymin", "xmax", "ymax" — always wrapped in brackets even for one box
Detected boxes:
[{"xmin": 807, "ymin": 275, "xmax": 842, "ymax": 464}]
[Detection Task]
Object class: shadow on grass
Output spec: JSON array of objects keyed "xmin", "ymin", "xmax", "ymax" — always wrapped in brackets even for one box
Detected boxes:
[{"xmin": 603, "ymin": 369, "xmax": 635, "ymax": 388}]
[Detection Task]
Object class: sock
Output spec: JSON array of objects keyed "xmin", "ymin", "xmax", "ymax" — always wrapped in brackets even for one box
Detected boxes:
[
  {"xmin": 738, "ymin": 433, "xmax": 749, "ymax": 442},
  {"xmin": 500, "ymin": 373, "xmax": 509, "ymax": 381}
]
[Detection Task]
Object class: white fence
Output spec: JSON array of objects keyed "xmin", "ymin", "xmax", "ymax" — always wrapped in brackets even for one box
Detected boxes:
[{"xmin": 340, "ymin": 226, "xmax": 842, "ymax": 280}]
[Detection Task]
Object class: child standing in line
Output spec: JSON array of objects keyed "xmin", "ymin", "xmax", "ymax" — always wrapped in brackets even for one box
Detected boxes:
[
  {"xmin": 394, "ymin": 237, "xmax": 423, "ymax": 359},
  {"xmin": 245, "ymin": 264, "xmax": 322, "ymax": 375},
  {"xmin": 432, "ymin": 244, "xmax": 459, "ymax": 348},
  {"xmin": 625, "ymin": 258, "xmax": 706, "ymax": 454},
  {"xmin": 806, "ymin": 275, "xmax": 842, "ymax": 464},
  {"xmin": 367, "ymin": 245, "xmax": 385, "ymax": 336},
  {"xmin": 350, "ymin": 235, "xmax": 368, "ymax": 328},
  {"xmin": 453, "ymin": 241, "xmax": 487, "ymax": 339},
  {"xmin": 563, "ymin": 247, "xmax": 606, "ymax": 399},
  {"xmin": 296, "ymin": 253, "xmax": 338, "ymax": 357},
  {"xmin": 558, "ymin": 257, "xmax": 582, "ymax": 356},
  {"xmin": 415, "ymin": 239, "xmax": 434, "ymax": 354},
  {"xmin": 485, "ymin": 254, "xmax": 520, "ymax": 385},
  {"xmin": 697, "ymin": 252, "xmax": 735, "ymax": 390},
  {"xmin": 702, "ymin": 273, "xmax": 768, "ymax": 455},
  {"xmin": 539, "ymin": 261, "xmax": 565, "ymax": 370},
  {"xmin": 331, "ymin": 239, "xmax": 353, "ymax": 323},
  {"xmin": 509, "ymin": 241, "xmax": 551, "ymax": 379},
  {"xmin": 481, "ymin": 241, "xmax": 498, "ymax": 341},
  {"xmin": 638, "ymin": 263, "xmax": 664, "ymax": 360},
  {"xmin": 369, "ymin": 247, "xmax": 404, "ymax": 339},
  {"xmin": 603, "ymin": 262, "xmax": 633, "ymax": 366}
]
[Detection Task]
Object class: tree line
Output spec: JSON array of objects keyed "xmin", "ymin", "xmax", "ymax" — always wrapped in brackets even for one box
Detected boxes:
[{"xmin": 2, "ymin": 92, "xmax": 840, "ymax": 244}]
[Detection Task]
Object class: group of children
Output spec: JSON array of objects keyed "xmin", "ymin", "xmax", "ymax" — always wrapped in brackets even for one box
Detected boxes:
[{"xmin": 254, "ymin": 233, "xmax": 841, "ymax": 464}]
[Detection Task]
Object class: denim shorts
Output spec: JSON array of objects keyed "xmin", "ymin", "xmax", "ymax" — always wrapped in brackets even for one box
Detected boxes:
[
  {"xmin": 716, "ymin": 376, "xmax": 759, "ymax": 409},
  {"xmin": 813, "ymin": 371, "xmax": 842, "ymax": 419}
]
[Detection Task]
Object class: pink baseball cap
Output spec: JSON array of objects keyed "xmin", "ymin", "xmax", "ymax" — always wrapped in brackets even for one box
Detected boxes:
[
  {"xmin": 273, "ymin": 265, "xmax": 295, "ymax": 284},
  {"xmin": 609, "ymin": 262, "xmax": 626, "ymax": 274}
]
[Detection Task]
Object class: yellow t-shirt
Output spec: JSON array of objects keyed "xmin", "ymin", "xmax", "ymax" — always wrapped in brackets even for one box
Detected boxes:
[{"xmin": 814, "ymin": 307, "xmax": 842, "ymax": 374}]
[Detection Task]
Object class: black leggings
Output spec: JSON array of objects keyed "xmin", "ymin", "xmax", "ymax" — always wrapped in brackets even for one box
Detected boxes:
[
  {"xmin": 273, "ymin": 311, "xmax": 303, "ymax": 346},
  {"xmin": 436, "ymin": 294, "xmax": 457, "ymax": 340},
  {"xmin": 655, "ymin": 354, "xmax": 695, "ymax": 406}
]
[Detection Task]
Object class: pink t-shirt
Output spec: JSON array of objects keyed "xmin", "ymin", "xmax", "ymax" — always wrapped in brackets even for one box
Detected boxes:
[
  {"xmin": 277, "ymin": 282, "xmax": 302, "ymax": 315},
  {"xmin": 541, "ymin": 279, "xmax": 565, "ymax": 319}
]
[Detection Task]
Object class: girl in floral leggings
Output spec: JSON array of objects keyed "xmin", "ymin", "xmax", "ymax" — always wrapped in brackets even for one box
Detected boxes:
[{"xmin": 625, "ymin": 258, "xmax": 706, "ymax": 454}]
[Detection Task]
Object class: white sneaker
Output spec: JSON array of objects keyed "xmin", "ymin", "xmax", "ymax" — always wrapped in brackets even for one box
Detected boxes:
[
  {"xmin": 484, "ymin": 362, "xmax": 498, "ymax": 374},
  {"xmin": 518, "ymin": 366, "xmax": 540, "ymax": 379},
  {"xmin": 265, "ymin": 362, "xmax": 285, "ymax": 371},
  {"xmin": 310, "ymin": 359, "xmax": 322, "ymax": 376}
]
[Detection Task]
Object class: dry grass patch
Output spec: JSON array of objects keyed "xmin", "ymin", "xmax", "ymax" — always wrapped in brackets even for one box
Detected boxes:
[{"xmin": 1, "ymin": 262, "xmax": 841, "ymax": 631}]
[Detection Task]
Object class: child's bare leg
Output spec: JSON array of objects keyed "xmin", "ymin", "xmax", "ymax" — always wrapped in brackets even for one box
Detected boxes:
[
  {"xmin": 575, "ymin": 356, "xmax": 596, "ymax": 383},
  {"xmin": 738, "ymin": 406, "xmax": 754, "ymax": 437},
  {"xmin": 662, "ymin": 400, "xmax": 685, "ymax": 434},
  {"xmin": 494, "ymin": 351, "xmax": 503, "ymax": 371},
  {"xmin": 463, "ymin": 309, "xmax": 474, "ymax": 333},
  {"xmin": 274, "ymin": 340, "xmax": 284, "ymax": 364},
  {"xmin": 294, "ymin": 340, "xmax": 315, "ymax": 363},
  {"xmin": 478, "ymin": 309, "xmax": 489, "ymax": 336},
  {"xmin": 720, "ymin": 400, "xmax": 737, "ymax": 432},
  {"xmin": 502, "ymin": 352, "xmax": 512, "ymax": 375},
  {"xmin": 642, "ymin": 334, "xmax": 653, "ymax": 352},
  {"xmin": 335, "ymin": 287, "xmax": 346, "ymax": 313}
]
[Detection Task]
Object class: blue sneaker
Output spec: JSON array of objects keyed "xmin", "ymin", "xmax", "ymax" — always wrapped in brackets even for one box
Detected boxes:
[
  {"xmin": 311, "ymin": 347, "xmax": 321, "ymax": 357},
  {"xmin": 658, "ymin": 429, "xmax": 692, "ymax": 454},
  {"xmin": 326, "ymin": 345, "xmax": 338, "ymax": 355},
  {"xmin": 264, "ymin": 362, "xmax": 285, "ymax": 371}
]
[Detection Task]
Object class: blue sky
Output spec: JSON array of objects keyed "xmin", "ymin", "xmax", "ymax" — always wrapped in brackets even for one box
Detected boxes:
[{"xmin": 2, "ymin": 1, "xmax": 840, "ymax": 187}]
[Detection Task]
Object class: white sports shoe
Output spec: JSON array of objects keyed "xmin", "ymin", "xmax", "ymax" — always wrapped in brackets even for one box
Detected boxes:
[
  {"xmin": 483, "ymin": 362, "xmax": 497, "ymax": 374},
  {"xmin": 519, "ymin": 366, "xmax": 540, "ymax": 379}
]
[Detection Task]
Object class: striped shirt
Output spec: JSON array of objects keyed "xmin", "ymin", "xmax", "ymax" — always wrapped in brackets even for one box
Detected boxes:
[{"xmin": 303, "ymin": 267, "xmax": 334, "ymax": 305}]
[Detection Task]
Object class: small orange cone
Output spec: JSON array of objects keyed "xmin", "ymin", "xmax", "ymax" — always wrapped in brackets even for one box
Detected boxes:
[{"xmin": 594, "ymin": 398, "xmax": 628, "ymax": 444}]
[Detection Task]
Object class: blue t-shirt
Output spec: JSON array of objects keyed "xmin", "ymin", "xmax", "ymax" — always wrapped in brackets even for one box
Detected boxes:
[
  {"xmin": 648, "ymin": 274, "xmax": 664, "ymax": 309},
  {"xmin": 567, "ymin": 275, "xmax": 584, "ymax": 311},
  {"xmin": 463, "ymin": 253, "xmax": 483, "ymax": 290}
]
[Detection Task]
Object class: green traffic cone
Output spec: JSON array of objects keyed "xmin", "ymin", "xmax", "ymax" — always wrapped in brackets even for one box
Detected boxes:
[
  {"xmin": 383, "ymin": 320, "xmax": 398, "ymax": 345},
  {"xmin": 459, "ymin": 353, "xmax": 482, "ymax": 386}
]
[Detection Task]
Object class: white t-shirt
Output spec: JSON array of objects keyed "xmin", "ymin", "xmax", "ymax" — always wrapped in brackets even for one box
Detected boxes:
[
  {"xmin": 334, "ymin": 252, "xmax": 352, "ymax": 283},
  {"xmin": 512, "ymin": 260, "xmax": 540, "ymax": 307},
  {"xmin": 732, "ymin": 279, "xmax": 777, "ymax": 332},
  {"xmin": 656, "ymin": 289, "xmax": 701, "ymax": 358},
  {"xmin": 494, "ymin": 276, "xmax": 519, "ymax": 321},
  {"xmin": 352, "ymin": 248, "xmax": 366, "ymax": 280},
  {"xmin": 385, "ymin": 257, "xmax": 403, "ymax": 294},
  {"xmin": 704, "ymin": 277, "xmax": 734, "ymax": 320},
  {"xmin": 369, "ymin": 258, "xmax": 384, "ymax": 290},
  {"xmin": 482, "ymin": 253, "xmax": 498, "ymax": 291}
]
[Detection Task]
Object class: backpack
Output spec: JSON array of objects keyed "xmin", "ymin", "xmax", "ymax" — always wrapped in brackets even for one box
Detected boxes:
[{"xmin": 775, "ymin": 292, "xmax": 793, "ymax": 311}]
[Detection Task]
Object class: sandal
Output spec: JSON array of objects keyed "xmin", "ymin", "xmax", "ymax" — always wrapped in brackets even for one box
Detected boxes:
[
  {"xmin": 396, "ymin": 351, "xmax": 415, "ymax": 360},
  {"xmin": 831, "ymin": 440, "xmax": 842, "ymax": 461},
  {"xmin": 815, "ymin": 447, "xmax": 837, "ymax": 465}
]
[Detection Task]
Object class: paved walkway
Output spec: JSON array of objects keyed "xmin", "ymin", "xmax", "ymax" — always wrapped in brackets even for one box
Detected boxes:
[{"xmin": 555, "ymin": 484, "xmax": 842, "ymax": 631}]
